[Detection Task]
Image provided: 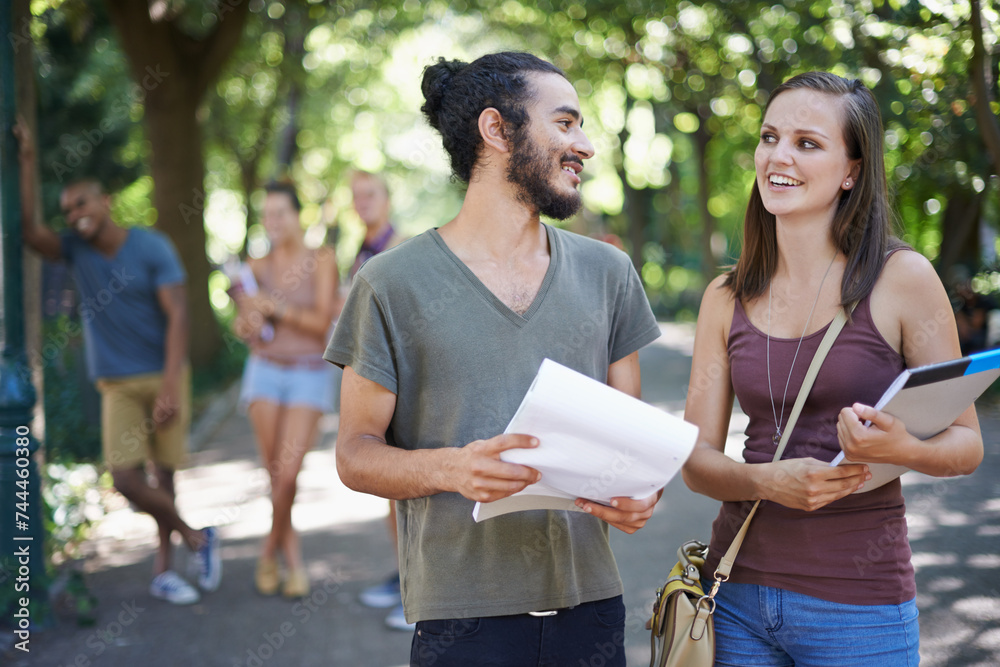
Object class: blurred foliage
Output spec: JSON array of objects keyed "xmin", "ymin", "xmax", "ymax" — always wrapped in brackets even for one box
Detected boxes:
[
  {"xmin": 17, "ymin": 1, "xmax": 1000, "ymax": 589},
  {"xmin": 29, "ymin": 0, "xmax": 145, "ymax": 229},
  {"xmin": 42, "ymin": 462, "xmax": 109, "ymax": 566},
  {"xmin": 23, "ymin": 0, "xmax": 1000, "ymax": 321},
  {"xmin": 41, "ymin": 316, "xmax": 102, "ymax": 462}
]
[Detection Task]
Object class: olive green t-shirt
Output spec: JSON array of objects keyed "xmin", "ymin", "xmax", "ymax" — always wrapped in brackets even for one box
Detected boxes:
[{"xmin": 325, "ymin": 224, "xmax": 660, "ymax": 622}]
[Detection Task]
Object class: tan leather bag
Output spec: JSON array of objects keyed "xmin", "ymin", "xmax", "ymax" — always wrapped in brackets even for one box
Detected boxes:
[{"xmin": 648, "ymin": 540, "xmax": 715, "ymax": 667}]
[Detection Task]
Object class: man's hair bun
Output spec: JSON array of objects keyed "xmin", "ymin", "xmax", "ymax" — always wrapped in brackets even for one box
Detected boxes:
[{"xmin": 420, "ymin": 58, "xmax": 468, "ymax": 132}]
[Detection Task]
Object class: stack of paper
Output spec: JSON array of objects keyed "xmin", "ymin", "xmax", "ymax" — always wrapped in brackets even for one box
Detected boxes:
[{"xmin": 473, "ymin": 359, "xmax": 700, "ymax": 522}]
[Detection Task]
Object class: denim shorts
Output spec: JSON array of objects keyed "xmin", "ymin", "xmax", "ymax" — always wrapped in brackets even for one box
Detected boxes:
[
  {"xmin": 707, "ymin": 580, "xmax": 919, "ymax": 666},
  {"xmin": 239, "ymin": 354, "xmax": 338, "ymax": 413}
]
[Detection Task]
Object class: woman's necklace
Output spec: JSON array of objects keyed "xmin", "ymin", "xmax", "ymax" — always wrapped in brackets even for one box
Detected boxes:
[{"xmin": 766, "ymin": 253, "xmax": 837, "ymax": 445}]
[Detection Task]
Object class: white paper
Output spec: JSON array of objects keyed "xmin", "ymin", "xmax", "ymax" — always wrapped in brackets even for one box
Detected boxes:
[{"xmin": 473, "ymin": 359, "xmax": 699, "ymax": 522}]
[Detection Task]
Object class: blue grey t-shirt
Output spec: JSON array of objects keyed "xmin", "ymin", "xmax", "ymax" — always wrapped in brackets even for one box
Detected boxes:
[{"xmin": 61, "ymin": 227, "xmax": 186, "ymax": 380}]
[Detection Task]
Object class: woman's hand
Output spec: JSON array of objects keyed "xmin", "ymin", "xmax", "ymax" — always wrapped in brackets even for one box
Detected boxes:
[
  {"xmin": 244, "ymin": 294, "xmax": 278, "ymax": 319},
  {"xmin": 758, "ymin": 458, "xmax": 870, "ymax": 511},
  {"xmin": 837, "ymin": 403, "xmax": 915, "ymax": 465}
]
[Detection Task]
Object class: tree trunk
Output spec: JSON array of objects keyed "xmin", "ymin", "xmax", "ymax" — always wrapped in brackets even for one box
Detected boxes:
[
  {"xmin": 936, "ymin": 188, "xmax": 983, "ymax": 280},
  {"xmin": 970, "ymin": 0, "xmax": 1000, "ymax": 175},
  {"xmin": 621, "ymin": 179, "xmax": 649, "ymax": 275},
  {"xmin": 104, "ymin": 0, "xmax": 251, "ymax": 367},
  {"xmin": 143, "ymin": 93, "xmax": 219, "ymax": 366},
  {"xmin": 693, "ymin": 126, "xmax": 716, "ymax": 286},
  {"xmin": 617, "ymin": 96, "xmax": 648, "ymax": 275},
  {"xmin": 275, "ymin": 84, "xmax": 300, "ymax": 174}
]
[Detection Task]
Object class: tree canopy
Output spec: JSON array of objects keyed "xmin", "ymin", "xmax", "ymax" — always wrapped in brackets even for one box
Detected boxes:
[{"xmin": 21, "ymin": 0, "xmax": 1000, "ymax": 341}]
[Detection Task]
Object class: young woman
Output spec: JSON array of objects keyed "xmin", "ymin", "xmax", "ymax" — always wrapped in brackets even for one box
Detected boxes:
[
  {"xmin": 233, "ymin": 181, "xmax": 339, "ymax": 598},
  {"xmin": 682, "ymin": 72, "xmax": 983, "ymax": 665}
]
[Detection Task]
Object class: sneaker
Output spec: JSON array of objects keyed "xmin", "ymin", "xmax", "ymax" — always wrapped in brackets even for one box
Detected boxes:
[
  {"xmin": 195, "ymin": 527, "xmax": 222, "ymax": 592},
  {"xmin": 384, "ymin": 602, "xmax": 415, "ymax": 632},
  {"xmin": 150, "ymin": 571, "xmax": 199, "ymax": 605},
  {"xmin": 359, "ymin": 573, "xmax": 401, "ymax": 608}
]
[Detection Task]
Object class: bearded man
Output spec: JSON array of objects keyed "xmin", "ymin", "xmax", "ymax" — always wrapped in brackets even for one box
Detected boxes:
[{"xmin": 326, "ymin": 52, "xmax": 660, "ymax": 666}]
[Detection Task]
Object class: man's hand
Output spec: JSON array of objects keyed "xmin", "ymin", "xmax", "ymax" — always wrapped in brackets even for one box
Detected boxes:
[
  {"xmin": 12, "ymin": 116, "xmax": 34, "ymax": 164},
  {"xmin": 446, "ymin": 434, "xmax": 541, "ymax": 503},
  {"xmin": 575, "ymin": 491, "xmax": 660, "ymax": 534},
  {"xmin": 153, "ymin": 376, "xmax": 181, "ymax": 430}
]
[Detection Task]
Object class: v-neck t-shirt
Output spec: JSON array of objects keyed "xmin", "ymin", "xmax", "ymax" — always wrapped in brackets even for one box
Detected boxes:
[
  {"xmin": 325, "ymin": 223, "xmax": 660, "ymax": 622},
  {"xmin": 61, "ymin": 227, "xmax": 186, "ymax": 380}
]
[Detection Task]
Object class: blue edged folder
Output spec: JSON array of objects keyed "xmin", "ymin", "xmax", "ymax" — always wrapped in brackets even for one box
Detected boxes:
[{"xmin": 831, "ymin": 347, "xmax": 1000, "ymax": 492}]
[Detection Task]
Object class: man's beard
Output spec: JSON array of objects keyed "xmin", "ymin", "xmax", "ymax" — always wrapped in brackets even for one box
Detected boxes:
[{"xmin": 506, "ymin": 132, "xmax": 582, "ymax": 220}]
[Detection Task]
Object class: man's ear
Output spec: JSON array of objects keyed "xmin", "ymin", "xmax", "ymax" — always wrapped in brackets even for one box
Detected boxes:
[{"xmin": 478, "ymin": 108, "xmax": 510, "ymax": 154}]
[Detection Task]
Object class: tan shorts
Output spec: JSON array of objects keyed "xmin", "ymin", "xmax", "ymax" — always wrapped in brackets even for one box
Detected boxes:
[{"xmin": 95, "ymin": 366, "xmax": 191, "ymax": 471}]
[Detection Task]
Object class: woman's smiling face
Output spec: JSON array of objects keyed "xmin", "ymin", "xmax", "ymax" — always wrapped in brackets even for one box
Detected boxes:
[{"xmin": 754, "ymin": 87, "xmax": 860, "ymax": 225}]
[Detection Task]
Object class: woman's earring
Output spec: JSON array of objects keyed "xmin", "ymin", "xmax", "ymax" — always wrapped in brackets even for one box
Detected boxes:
[{"xmin": 844, "ymin": 180, "xmax": 851, "ymax": 188}]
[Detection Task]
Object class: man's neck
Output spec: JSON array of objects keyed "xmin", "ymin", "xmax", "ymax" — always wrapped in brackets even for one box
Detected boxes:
[
  {"xmin": 89, "ymin": 220, "xmax": 128, "ymax": 257},
  {"xmin": 441, "ymin": 179, "xmax": 545, "ymax": 262}
]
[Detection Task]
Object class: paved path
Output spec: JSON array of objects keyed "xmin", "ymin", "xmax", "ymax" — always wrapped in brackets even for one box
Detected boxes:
[{"xmin": 8, "ymin": 323, "xmax": 1000, "ymax": 666}]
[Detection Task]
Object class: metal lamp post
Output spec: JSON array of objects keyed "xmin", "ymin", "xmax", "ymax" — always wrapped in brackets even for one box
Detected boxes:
[{"xmin": 0, "ymin": 0, "xmax": 48, "ymax": 637}]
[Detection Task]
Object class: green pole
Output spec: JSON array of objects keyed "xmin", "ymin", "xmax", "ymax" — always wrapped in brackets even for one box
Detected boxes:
[{"xmin": 0, "ymin": 0, "xmax": 49, "ymax": 642}]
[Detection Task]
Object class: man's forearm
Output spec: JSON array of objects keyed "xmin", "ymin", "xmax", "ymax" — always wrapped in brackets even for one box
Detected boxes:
[
  {"xmin": 337, "ymin": 435, "xmax": 456, "ymax": 500},
  {"xmin": 162, "ymin": 308, "xmax": 188, "ymax": 381}
]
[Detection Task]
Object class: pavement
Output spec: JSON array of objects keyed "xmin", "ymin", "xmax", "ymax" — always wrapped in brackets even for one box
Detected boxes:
[{"xmin": 6, "ymin": 322, "xmax": 1000, "ymax": 667}]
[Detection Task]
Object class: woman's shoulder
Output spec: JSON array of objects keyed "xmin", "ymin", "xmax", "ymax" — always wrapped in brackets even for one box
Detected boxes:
[
  {"xmin": 870, "ymin": 247, "xmax": 949, "ymax": 352},
  {"xmin": 703, "ymin": 273, "xmax": 737, "ymax": 308},
  {"xmin": 878, "ymin": 247, "xmax": 939, "ymax": 296},
  {"xmin": 697, "ymin": 273, "xmax": 738, "ymax": 339}
]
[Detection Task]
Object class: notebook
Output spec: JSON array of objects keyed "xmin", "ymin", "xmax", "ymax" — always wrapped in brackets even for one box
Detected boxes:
[{"xmin": 831, "ymin": 347, "xmax": 1000, "ymax": 492}]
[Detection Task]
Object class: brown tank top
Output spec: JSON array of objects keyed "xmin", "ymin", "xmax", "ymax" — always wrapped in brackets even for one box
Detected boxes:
[
  {"xmin": 702, "ymin": 287, "xmax": 916, "ymax": 605},
  {"xmin": 252, "ymin": 249, "xmax": 327, "ymax": 360}
]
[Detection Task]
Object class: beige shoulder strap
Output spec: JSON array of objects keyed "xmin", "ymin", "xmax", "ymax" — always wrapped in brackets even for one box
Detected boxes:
[{"xmin": 715, "ymin": 306, "xmax": 851, "ymax": 580}]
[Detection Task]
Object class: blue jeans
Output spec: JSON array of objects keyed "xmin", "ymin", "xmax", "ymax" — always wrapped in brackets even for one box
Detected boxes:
[
  {"xmin": 409, "ymin": 595, "xmax": 625, "ymax": 667},
  {"xmin": 708, "ymin": 580, "xmax": 919, "ymax": 666}
]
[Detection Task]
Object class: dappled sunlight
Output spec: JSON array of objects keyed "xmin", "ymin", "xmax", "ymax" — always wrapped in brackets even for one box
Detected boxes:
[
  {"xmin": 967, "ymin": 554, "xmax": 1000, "ymax": 569},
  {"xmin": 911, "ymin": 551, "xmax": 960, "ymax": 569},
  {"xmin": 954, "ymin": 596, "xmax": 1000, "ymax": 621},
  {"xmin": 904, "ymin": 414, "xmax": 1000, "ymax": 666},
  {"xmin": 82, "ymin": 418, "xmax": 389, "ymax": 576}
]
